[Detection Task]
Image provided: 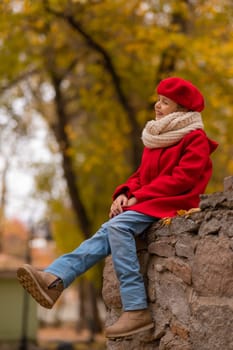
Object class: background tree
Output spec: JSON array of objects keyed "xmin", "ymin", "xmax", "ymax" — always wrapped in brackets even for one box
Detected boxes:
[{"xmin": 0, "ymin": 0, "xmax": 233, "ymax": 333}]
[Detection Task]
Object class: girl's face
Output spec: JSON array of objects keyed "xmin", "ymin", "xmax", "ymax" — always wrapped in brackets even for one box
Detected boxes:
[{"xmin": 154, "ymin": 95, "xmax": 180, "ymax": 120}]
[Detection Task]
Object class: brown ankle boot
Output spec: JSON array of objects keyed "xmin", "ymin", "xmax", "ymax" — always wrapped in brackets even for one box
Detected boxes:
[
  {"xmin": 17, "ymin": 264, "xmax": 64, "ymax": 309},
  {"xmin": 105, "ymin": 309, "xmax": 154, "ymax": 338}
]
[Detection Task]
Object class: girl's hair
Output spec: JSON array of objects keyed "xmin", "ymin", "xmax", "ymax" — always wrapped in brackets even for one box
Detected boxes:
[{"xmin": 177, "ymin": 104, "xmax": 189, "ymax": 112}]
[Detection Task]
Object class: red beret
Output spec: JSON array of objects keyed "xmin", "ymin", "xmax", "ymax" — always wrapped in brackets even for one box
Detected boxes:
[{"xmin": 157, "ymin": 77, "xmax": 205, "ymax": 112}]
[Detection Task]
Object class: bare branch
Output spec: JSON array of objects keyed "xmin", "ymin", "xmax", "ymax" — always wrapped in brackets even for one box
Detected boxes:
[
  {"xmin": 43, "ymin": 0, "xmax": 142, "ymax": 167},
  {"xmin": 0, "ymin": 68, "xmax": 40, "ymax": 94}
]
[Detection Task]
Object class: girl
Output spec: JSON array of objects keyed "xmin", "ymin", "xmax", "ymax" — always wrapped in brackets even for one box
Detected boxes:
[{"xmin": 17, "ymin": 77, "xmax": 218, "ymax": 338}]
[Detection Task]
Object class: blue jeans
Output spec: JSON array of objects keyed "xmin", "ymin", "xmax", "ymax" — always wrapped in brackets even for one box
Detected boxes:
[{"xmin": 45, "ymin": 210, "xmax": 155, "ymax": 311}]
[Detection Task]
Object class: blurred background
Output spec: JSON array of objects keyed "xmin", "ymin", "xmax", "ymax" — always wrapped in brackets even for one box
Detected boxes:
[{"xmin": 0, "ymin": 0, "xmax": 232, "ymax": 349}]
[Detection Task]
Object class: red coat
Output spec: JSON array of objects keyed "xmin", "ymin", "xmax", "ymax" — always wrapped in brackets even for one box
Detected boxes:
[{"xmin": 113, "ymin": 129, "xmax": 218, "ymax": 218}]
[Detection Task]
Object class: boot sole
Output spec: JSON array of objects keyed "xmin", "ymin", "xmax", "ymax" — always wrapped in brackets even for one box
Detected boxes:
[
  {"xmin": 17, "ymin": 266, "xmax": 53, "ymax": 309},
  {"xmin": 106, "ymin": 321, "xmax": 154, "ymax": 339}
]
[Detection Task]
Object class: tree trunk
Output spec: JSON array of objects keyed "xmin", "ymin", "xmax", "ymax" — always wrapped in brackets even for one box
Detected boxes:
[
  {"xmin": 77, "ymin": 278, "xmax": 103, "ymax": 335},
  {"xmin": 155, "ymin": 0, "xmax": 193, "ymax": 85},
  {"xmin": 43, "ymin": 2, "xmax": 142, "ymax": 168},
  {"xmin": 49, "ymin": 71, "xmax": 103, "ymax": 334},
  {"xmin": 51, "ymin": 73, "xmax": 92, "ymax": 240},
  {"xmin": 0, "ymin": 159, "xmax": 8, "ymax": 252}
]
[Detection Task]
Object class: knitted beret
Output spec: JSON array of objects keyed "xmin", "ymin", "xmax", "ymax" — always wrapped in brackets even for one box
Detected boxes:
[{"xmin": 157, "ymin": 77, "xmax": 205, "ymax": 112}]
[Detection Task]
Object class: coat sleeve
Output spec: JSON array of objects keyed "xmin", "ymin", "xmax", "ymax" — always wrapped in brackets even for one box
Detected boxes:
[
  {"xmin": 112, "ymin": 167, "xmax": 142, "ymax": 199},
  {"xmin": 132, "ymin": 131, "xmax": 212, "ymax": 202}
]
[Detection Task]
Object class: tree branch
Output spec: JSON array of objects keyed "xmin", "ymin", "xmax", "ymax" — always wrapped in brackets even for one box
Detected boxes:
[
  {"xmin": 0, "ymin": 68, "xmax": 40, "ymax": 94},
  {"xmin": 43, "ymin": 0, "xmax": 142, "ymax": 167},
  {"xmin": 51, "ymin": 73, "xmax": 92, "ymax": 239}
]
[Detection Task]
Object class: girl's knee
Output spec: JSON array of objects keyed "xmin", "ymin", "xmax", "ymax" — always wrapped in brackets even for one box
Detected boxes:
[
  {"xmin": 107, "ymin": 217, "xmax": 132, "ymax": 238},
  {"xmin": 105, "ymin": 220, "xmax": 117, "ymax": 234}
]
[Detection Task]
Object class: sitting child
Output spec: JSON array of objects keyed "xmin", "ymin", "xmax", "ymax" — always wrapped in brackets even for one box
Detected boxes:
[{"xmin": 17, "ymin": 76, "xmax": 218, "ymax": 338}]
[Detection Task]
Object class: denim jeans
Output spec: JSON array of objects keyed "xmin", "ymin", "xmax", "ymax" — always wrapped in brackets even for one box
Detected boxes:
[{"xmin": 45, "ymin": 210, "xmax": 156, "ymax": 311}]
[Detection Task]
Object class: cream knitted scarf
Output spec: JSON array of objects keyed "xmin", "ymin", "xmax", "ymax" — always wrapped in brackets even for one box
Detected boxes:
[{"xmin": 141, "ymin": 111, "xmax": 204, "ymax": 148}]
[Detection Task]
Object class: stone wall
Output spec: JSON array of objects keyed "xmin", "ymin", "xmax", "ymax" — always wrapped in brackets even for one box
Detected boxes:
[{"xmin": 102, "ymin": 177, "xmax": 233, "ymax": 350}]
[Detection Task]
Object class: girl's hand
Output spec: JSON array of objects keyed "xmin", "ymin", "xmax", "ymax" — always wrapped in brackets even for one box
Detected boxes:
[
  {"xmin": 127, "ymin": 197, "xmax": 137, "ymax": 206},
  {"xmin": 109, "ymin": 194, "xmax": 128, "ymax": 218},
  {"xmin": 109, "ymin": 195, "xmax": 137, "ymax": 218}
]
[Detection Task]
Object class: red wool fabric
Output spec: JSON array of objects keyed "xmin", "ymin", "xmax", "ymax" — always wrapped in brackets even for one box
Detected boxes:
[
  {"xmin": 113, "ymin": 130, "xmax": 218, "ymax": 218},
  {"xmin": 157, "ymin": 77, "xmax": 205, "ymax": 112}
]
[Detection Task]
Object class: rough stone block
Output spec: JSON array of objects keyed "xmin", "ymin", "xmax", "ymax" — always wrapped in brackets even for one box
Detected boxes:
[
  {"xmin": 224, "ymin": 175, "xmax": 233, "ymax": 192},
  {"xmin": 198, "ymin": 217, "xmax": 221, "ymax": 236},
  {"xmin": 102, "ymin": 256, "xmax": 121, "ymax": 309},
  {"xmin": 155, "ymin": 273, "xmax": 190, "ymax": 324},
  {"xmin": 170, "ymin": 320, "xmax": 189, "ymax": 340},
  {"xmin": 148, "ymin": 239, "xmax": 175, "ymax": 257},
  {"xmin": 175, "ymin": 235, "xmax": 196, "ymax": 259},
  {"xmin": 171, "ymin": 216, "xmax": 199, "ymax": 234},
  {"xmin": 192, "ymin": 237, "xmax": 233, "ymax": 297},
  {"xmin": 159, "ymin": 330, "xmax": 192, "ymax": 350},
  {"xmin": 190, "ymin": 304, "xmax": 233, "ymax": 350},
  {"xmin": 165, "ymin": 257, "xmax": 192, "ymax": 285}
]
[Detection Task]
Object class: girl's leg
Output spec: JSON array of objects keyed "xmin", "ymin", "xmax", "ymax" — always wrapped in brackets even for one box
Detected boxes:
[
  {"xmin": 17, "ymin": 210, "xmax": 155, "ymax": 316},
  {"xmin": 17, "ymin": 222, "xmax": 112, "ymax": 309},
  {"xmin": 107, "ymin": 210, "xmax": 155, "ymax": 311},
  {"xmin": 45, "ymin": 222, "xmax": 111, "ymax": 287}
]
